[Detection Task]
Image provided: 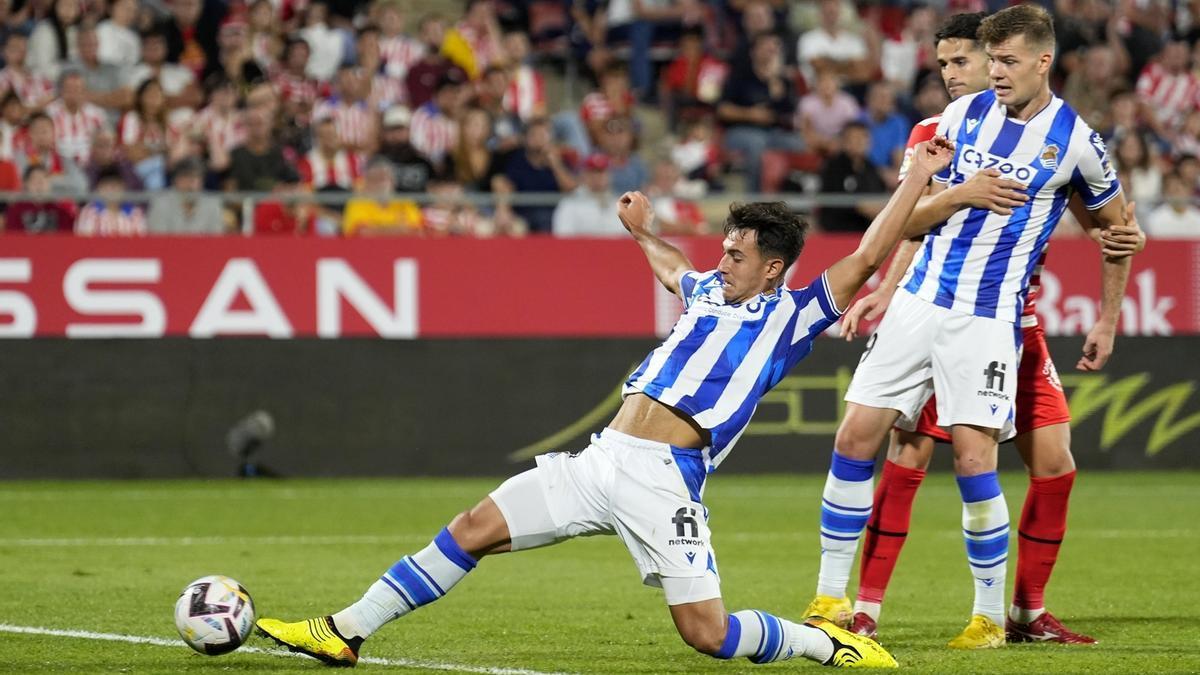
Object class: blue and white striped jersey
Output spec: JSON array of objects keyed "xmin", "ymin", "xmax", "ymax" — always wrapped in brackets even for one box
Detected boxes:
[
  {"xmin": 623, "ymin": 269, "xmax": 843, "ymax": 470},
  {"xmin": 902, "ymin": 90, "xmax": 1121, "ymax": 323}
]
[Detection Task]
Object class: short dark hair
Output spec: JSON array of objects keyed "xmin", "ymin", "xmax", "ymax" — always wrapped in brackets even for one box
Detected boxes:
[
  {"xmin": 841, "ymin": 120, "xmax": 870, "ymax": 136},
  {"xmin": 723, "ymin": 202, "xmax": 807, "ymax": 271},
  {"xmin": 23, "ymin": 163, "xmax": 46, "ymax": 181},
  {"xmin": 978, "ymin": 4, "xmax": 1055, "ymax": 51},
  {"xmin": 934, "ymin": 12, "xmax": 985, "ymax": 47}
]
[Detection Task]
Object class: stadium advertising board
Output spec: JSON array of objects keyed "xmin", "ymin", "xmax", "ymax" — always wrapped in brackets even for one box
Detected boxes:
[{"xmin": 0, "ymin": 236, "xmax": 1193, "ymax": 337}]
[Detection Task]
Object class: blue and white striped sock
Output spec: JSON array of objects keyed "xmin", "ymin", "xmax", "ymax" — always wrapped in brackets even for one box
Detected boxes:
[
  {"xmin": 817, "ymin": 451, "xmax": 875, "ymax": 598},
  {"xmin": 957, "ymin": 472, "xmax": 1008, "ymax": 626},
  {"xmin": 332, "ymin": 528, "xmax": 477, "ymax": 639},
  {"xmin": 714, "ymin": 610, "xmax": 833, "ymax": 664}
]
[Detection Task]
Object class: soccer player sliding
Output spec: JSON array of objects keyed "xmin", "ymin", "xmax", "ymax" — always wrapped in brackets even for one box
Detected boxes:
[
  {"xmin": 256, "ymin": 137, "xmax": 956, "ymax": 669},
  {"xmin": 803, "ymin": 5, "xmax": 1145, "ymax": 650}
]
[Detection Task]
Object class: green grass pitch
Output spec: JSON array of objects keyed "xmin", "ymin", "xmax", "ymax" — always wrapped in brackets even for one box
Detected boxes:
[{"xmin": 0, "ymin": 472, "xmax": 1198, "ymax": 673}]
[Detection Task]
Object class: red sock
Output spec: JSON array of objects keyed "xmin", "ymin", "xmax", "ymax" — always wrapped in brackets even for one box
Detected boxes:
[
  {"xmin": 1013, "ymin": 471, "xmax": 1076, "ymax": 611},
  {"xmin": 856, "ymin": 460, "xmax": 926, "ymax": 605}
]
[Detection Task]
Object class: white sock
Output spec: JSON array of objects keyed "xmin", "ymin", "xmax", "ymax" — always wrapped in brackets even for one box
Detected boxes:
[
  {"xmin": 715, "ymin": 610, "xmax": 833, "ymax": 664},
  {"xmin": 957, "ymin": 473, "xmax": 1008, "ymax": 626},
  {"xmin": 817, "ymin": 452, "xmax": 875, "ymax": 598},
  {"xmin": 1009, "ymin": 605, "xmax": 1045, "ymax": 624},
  {"xmin": 854, "ymin": 600, "xmax": 881, "ymax": 622},
  {"xmin": 332, "ymin": 528, "xmax": 477, "ymax": 639}
]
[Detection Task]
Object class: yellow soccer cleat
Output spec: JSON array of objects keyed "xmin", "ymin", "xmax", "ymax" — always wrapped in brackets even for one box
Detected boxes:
[
  {"xmin": 947, "ymin": 615, "xmax": 1005, "ymax": 650},
  {"xmin": 805, "ymin": 617, "xmax": 898, "ymax": 668},
  {"xmin": 803, "ymin": 594, "xmax": 853, "ymax": 629},
  {"xmin": 256, "ymin": 616, "xmax": 362, "ymax": 667}
]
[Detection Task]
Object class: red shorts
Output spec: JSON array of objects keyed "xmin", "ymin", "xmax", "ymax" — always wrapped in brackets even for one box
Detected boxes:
[{"xmin": 909, "ymin": 324, "xmax": 1071, "ymax": 442}]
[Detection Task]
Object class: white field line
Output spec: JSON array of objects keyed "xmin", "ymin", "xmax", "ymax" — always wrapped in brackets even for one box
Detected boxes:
[
  {"xmin": 0, "ymin": 623, "xmax": 571, "ymax": 675},
  {"xmin": 0, "ymin": 528, "xmax": 1192, "ymax": 549}
]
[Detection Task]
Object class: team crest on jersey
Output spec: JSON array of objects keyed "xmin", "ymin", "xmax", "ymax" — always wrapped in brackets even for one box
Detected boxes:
[{"xmin": 1039, "ymin": 144, "xmax": 1060, "ymax": 170}]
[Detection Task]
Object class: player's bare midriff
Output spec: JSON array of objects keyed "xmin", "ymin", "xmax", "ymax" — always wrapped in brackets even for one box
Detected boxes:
[{"xmin": 608, "ymin": 393, "xmax": 709, "ymax": 449}]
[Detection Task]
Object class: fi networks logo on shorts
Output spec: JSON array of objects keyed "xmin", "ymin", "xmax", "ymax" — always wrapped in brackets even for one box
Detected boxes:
[{"xmin": 977, "ymin": 361, "xmax": 1011, "ymax": 401}]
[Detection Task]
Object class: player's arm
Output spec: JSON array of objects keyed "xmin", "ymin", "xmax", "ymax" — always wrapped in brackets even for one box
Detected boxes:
[
  {"xmin": 901, "ymin": 169, "xmax": 1031, "ymax": 237},
  {"xmin": 825, "ymin": 137, "xmax": 954, "ymax": 311},
  {"xmin": 1077, "ymin": 195, "xmax": 1135, "ymax": 371},
  {"xmin": 617, "ymin": 191, "xmax": 694, "ymax": 297},
  {"xmin": 1069, "ymin": 194, "xmax": 1146, "ymax": 258},
  {"xmin": 841, "ymin": 236, "xmax": 922, "ymax": 340}
]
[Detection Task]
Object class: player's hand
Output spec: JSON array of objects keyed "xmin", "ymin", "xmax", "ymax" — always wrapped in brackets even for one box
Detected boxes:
[
  {"xmin": 960, "ymin": 168, "xmax": 1029, "ymax": 216},
  {"xmin": 910, "ymin": 135, "xmax": 955, "ymax": 177},
  {"xmin": 617, "ymin": 191, "xmax": 655, "ymax": 235},
  {"xmin": 842, "ymin": 289, "xmax": 893, "ymax": 340},
  {"xmin": 1098, "ymin": 201, "xmax": 1146, "ymax": 258},
  {"xmin": 1077, "ymin": 322, "xmax": 1116, "ymax": 371}
]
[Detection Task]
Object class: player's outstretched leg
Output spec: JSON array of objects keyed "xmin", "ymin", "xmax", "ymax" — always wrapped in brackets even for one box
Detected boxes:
[
  {"xmin": 672, "ymin": 600, "xmax": 897, "ymax": 668},
  {"xmin": 947, "ymin": 470, "xmax": 1008, "ymax": 649}
]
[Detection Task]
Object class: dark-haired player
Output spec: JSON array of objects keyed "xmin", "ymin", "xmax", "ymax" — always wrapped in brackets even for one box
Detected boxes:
[{"xmin": 255, "ymin": 139, "xmax": 956, "ymax": 669}]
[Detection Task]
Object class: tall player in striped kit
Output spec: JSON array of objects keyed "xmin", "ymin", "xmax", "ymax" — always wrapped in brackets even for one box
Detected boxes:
[
  {"xmin": 254, "ymin": 140, "xmax": 958, "ymax": 669},
  {"xmin": 803, "ymin": 5, "xmax": 1140, "ymax": 649},
  {"xmin": 837, "ymin": 12, "xmax": 1147, "ymax": 645}
]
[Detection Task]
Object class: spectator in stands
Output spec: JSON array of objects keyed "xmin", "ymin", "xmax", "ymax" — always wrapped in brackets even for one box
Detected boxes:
[
  {"xmin": 477, "ymin": 65, "xmax": 522, "ymax": 152},
  {"xmin": 342, "ymin": 154, "xmax": 424, "ymax": 236},
  {"xmin": 358, "ymin": 25, "xmax": 404, "ymax": 113},
  {"xmin": 818, "ymin": 121, "xmax": 885, "ymax": 232},
  {"xmin": 313, "ymin": 64, "xmax": 377, "ymax": 154},
  {"xmin": 130, "ymin": 32, "xmax": 202, "ymax": 110},
  {"xmin": 15, "ymin": 112, "xmax": 67, "ymax": 180},
  {"xmin": 798, "ymin": 71, "xmax": 860, "ymax": 156},
  {"xmin": 246, "ymin": 0, "xmax": 280, "ymax": 72},
  {"xmin": 96, "ymin": 0, "xmax": 140, "ymax": 69},
  {"xmin": 730, "ymin": 0, "xmax": 793, "ymax": 73},
  {"xmin": 378, "ymin": 0, "xmax": 424, "ymax": 81},
  {"xmin": 0, "ymin": 92, "xmax": 23, "ymax": 160},
  {"xmin": 1105, "ymin": 90, "xmax": 1150, "ymax": 145},
  {"xmin": 797, "ymin": 0, "xmax": 870, "ymax": 88},
  {"xmin": 448, "ymin": 0, "xmax": 503, "ymax": 81},
  {"xmin": 72, "ymin": 23, "xmax": 132, "ymax": 114},
  {"xmin": 860, "ymin": 81, "xmax": 907, "ymax": 186},
  {"xmin": 580, "ymin": 61, "xmax": 635, "ymax": 151},
  {"xmin": 207, "ymin": 14, "xmax": 267, "ymax": 93},
  {"xmin": 501, "ymin": 30, "xmax": 544, "ymax": 123},
  {"xmin": 298, "ymin": 115, "xmax": 362, "ymax": 192},
  {"xmin": 552, "ymin": 153, "xmax": 621, "ymax": 237},
  {"xmin": 190, "ymin": 75, "xmax": 243, "ymax": 180},
  {"xmin": 302, "ymin": 1, "xmax": 347, "ymax": 81},
  {"xmin": 27, "ymin": 0, "xmax": 82, "ymax": 81},
  {"xmin": 226, "ymin": 105, "xmax": 299, "ymax": 191},
  {"xmin": 274, "ymin": 37, "xmax": 322, "ymax": 122},
  {"xmin": 147, "ymin": 157, "xmax": 226, "ymax": 234},
  {"xmin": 163, "ymin": 0, "xmax": 219, "ymax": 78},
  {"xmin": 1176, "ymin": 110, "xmax": 1200, "ymax": 159},
  {"xmin": 0, "ymin": 32, "xmax": 55, "ymax": 110},
  {"xmin": 1147, "ymin": 170, "xmax": 1200, "ymax": 238},
  {"xmin": 46, "ymin": 70, "xmax": 107, "ymax": 166},
  {"xmin": 75, "ymin": 166, "xmax": 147, "ymax": 236},
  {"xmin": 1113, "ymin": 131, "xmax": 1162, "ymax": 217},
  {"xmin": 599, "ymin": 115, "xmax": 647, "ymax": 194},
  {"xmin": 498, "ymin": 116, "xmax": 575, "ymax": 234},
  {"xmin": 670, "ymin": 115, "xmax": 719, "ymax": 187},
  {"xmin": 411, "ymin": 71, "xmax": 463, "ymax": 169},
  {"xmin": 84, "ymin": 128, "xmax": 140, "ymax": 191},
  {"xmin": 879, "ymin": 4, "xmax": 935, "ymax": 95},
  {"xmin": 646, "ymin": 156, "xmax": 706, "ymax": 234},
  {"xmin": 1179, "ymin": 154, "xmax": 1200, "ymax": 196},
  {"xmin": 1054, "ymin": 0, "xmax": 1127, "ymax": 79},
  {"xmin": 717, "ymin": 32, "xmax": 801, "ymax": 192},
  {"xmin": 592, "ymin": 0, "xmax": 702, "ymax": 102},
  {"xmin": 406, "ymin": 14, "xmax": 452, "ymax": 109},
  {"xmin": 1136, "ymin": 40, "xmax": 1199, "ymax": 141},
  {"xmin": 5, "ymin": 164, "xmax": 76, "ymax": 232},
  {"xmin": 1063, "ymin": 45, "xmax": 1123, "ymax": 136},
  {"xmin": 445, "ymin": 106, "xmax": 500, "ymax": 192},
  {"xmin": 660, "ymin": 25, "xmax": 728, "ymax": 128},
  {"xmin": 911, "ymin": 72, "xmax": 948, "ymax": 121},
  {"xmin": 378, "ymin": 105, "xmax": 434, "ymax": 193}
]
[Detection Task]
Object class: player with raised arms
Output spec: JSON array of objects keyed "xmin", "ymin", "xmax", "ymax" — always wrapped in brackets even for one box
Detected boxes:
[
  {"xmin": 802, "ymin": 4, "xmax": 1138, "ymax": 650},
  {"xmin": 835, "ymin": 11, "xmax": 1146, "ymax": 646},
  {"xmin": 254, "ymin": 138, "xmax": 957, "ymax": 670}
]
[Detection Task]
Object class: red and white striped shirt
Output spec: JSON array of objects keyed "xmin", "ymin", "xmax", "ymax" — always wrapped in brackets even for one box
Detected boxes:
[
  {"xmin": 1136, "ymin": 62, "xmax": 1200, "ymax": 130},
  {"xmin": 379, "ymin": 35, "xmax": 425, "ymax": 80},
  {"xmin": 0, "ymin": 122, "xmax": 22, "ymax": 161},
  {"xmin": 456, "ymin": 23, "xmax": 502, "ymax": 76},
  {"xmin": 0, "ymin": 67, "xmax": 55, "ymax": 108},
  {"xmin": 117, "ymin": 111, "xmax": 173, "ymax": 154},
  {"xmin": 580, "ymin": 90, "xmax": 634, "ymax": 124},
  {"xmin": 504, "ymin": 65, "xmax": 545, "ymax": 122},
  {"xmin": 272, "ymin": 69, "xmax": 325, "ymax": 110},
  {"xmin": 297, "ymin": 149, "xmax": 363, "ymax": 190},
  {"xmin": 312, "ymin": 98, "xmax": 377, "ymax": 150},
  {"xmin": 190, "ymin": 106, "xmax": 246, "ymax": 154},
  {"xmin": 75, "ymin": 203, "xmax": 147, "ymax": 236},
  {"xmin": 46, "ymin": 100, "xmax": 108, "ymax": 165},
  {"xmin": 369, "ymin": 74, "xmax": 407, "ymax": 111},
  {"xmin": 409, "ymin": 102, "xmax": 457, "ymax": 164}
]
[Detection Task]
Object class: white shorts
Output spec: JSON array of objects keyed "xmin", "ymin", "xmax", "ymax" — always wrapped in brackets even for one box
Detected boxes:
[
  {"xmin": 488, "ymin": 428, "xmax": 721, "ymax": 605},
  {"xmin": 845, "ymin": 289, "xmax": 1019, "ymax": 437}
]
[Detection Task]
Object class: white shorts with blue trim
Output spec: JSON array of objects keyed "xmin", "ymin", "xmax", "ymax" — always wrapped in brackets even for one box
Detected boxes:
[
  {"xmin": 844, "ymin": 288, "xmax": 1020, "ymax": 438},
  {"xmin": 489, "ymin": 427, "xmax": 721, "ymax": 605}
]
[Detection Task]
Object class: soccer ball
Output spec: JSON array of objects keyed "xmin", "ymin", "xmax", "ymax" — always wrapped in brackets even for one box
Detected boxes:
[{"xmin": 174, "ymin": 575, "xmax": 256, "ymax": 655}]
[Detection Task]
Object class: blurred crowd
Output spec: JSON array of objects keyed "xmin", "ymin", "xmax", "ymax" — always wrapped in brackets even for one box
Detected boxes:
[{"xmin": 0, "ymin": 0, "xmax": 1198, "ymax": 238}]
